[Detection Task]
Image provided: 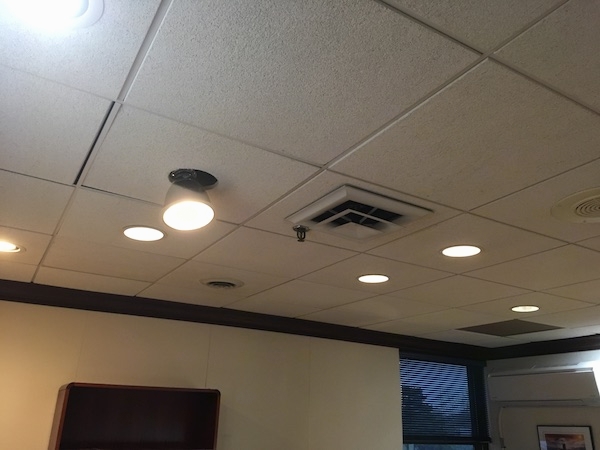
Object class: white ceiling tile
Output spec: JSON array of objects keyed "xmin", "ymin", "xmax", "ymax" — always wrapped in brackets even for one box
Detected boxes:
[
  {"xmin": 300, "ymin": 254, "xmax": 451, "ymax": 294},
  {"xmin": 58, "ymin": 188, "xmax": 236, "ymax": 259},
  {"xmin": 34, "ymin": 267, "xmax": 149, "ymax": 296},
  {"xmin": 0, "ymin": 66, "xmax": 111, "ymax": 184},
  {"xmin": 496, "ymin": 0, "xmax": 600, "ymax": 109},
  {"xmin": 0, "ymin": 260, "xmax": 36, "ymax": 282},
  {"xmin": 516, "ymin": 306, "xmax": 600, "ymax": 330},
  {"xmin": 0, "ymin": 171, "xmax": 73, "ymax": 234},
  {"xmin": 300, "ymin": 295, "xmax": 447, "ymax": 327},
  {"xmin": 577, "ymin": 236, "xmax": 600, "ymax": 253},
  {"xmin": 331, "ymin": 60, "xmax": 600, "ymax": 210},
  {"xmin": 0, "ymin": 226, "xmax": 51, "ymax": 265},
  {"xmin": 544, "ymin": 279, "xmax": 600, "ymax": 304},
  {"xmin": 387, "ymin": 0, "xmax": 561, "ymax": 51},
  {"xmin": 0, "ymin": 1, "xmax": 161, "ymax": 98},
  {"xmin": 369, "ymin": 214, "xmax": 563, "ymax": 273},
  {"xmin": 154, "ymin": 260, "xmax": 289, "ymax": 300},
  {"xmin": 42, "ymin": 236, "xmax": 185, "ymax": 282},
  {"xmin": 418, "ymin": 330, "xmax": 518, "ymax": 348},
  {"xmin": 194, "ymin": 227, "xmax": 356, "ymax": 279},
  {"xmin": 126, "ymin": 0, "xmax": 477, "ymax": 164},
  {"xmin": 468, "ymin": 245, "xmax": 600, "ymax": 291},
  {"xmin": 474, "ymin": 159, "xmax": 600, "ymax": 242},
  {"xmin": 390, "ymin": 275, "xmax": 528, "ymax": 307},
  {"xmin": 139, "ymin": 283, "xmax": 243, "ymax": 308},
  {"xmin": 83, "ymin": 106, "xmax": 318, "ymax": 224},
  {"xmin": 229, "ymin": 280, "xmax": 373, "ymax": 317},
  {"xmin": 462, "ymin": 292, "xmax": 595, "ymax": 319},
  {"xmin": 246, "ymin": 170, "xmax": 460, "ymax": 252}
]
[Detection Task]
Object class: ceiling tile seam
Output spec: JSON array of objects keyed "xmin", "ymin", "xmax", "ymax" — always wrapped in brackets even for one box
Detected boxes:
[
  {"xmin": 0, "ymin": 167, "xmax": 73, "ymax": 189},
  {"xmin": 116, "ymin": 0, "xmax": 175, "ymax": 102},
  {"xmin": 32, "ymin": 263, "xmax": 155, "ymax": 285},
  {"xmin": 540, "ymin": 278, "xmax": 600, "ymax": 296}
]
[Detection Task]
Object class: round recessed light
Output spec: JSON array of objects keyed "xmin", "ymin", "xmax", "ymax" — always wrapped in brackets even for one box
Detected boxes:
[
  {"xmin": 511, "ymin": 305, "xmax": 540, "ymax": 313},
  {"xmin": 0, "ymin": 241, "xmax": 22, "ymax": 252},
  {"xmin": 358, "ymin": 274, "xmax": 389, "ymax": 284},
  {"xmin": 5, "ymin": 0, "xmax": 104, "ymax": 30},
  {"xmin": 123, "ymin": 226, "xmax": 164, "ymax": 242},
  {"xmin": 442, "ymin": 245, "xmax": 481, "ymax": 258}
]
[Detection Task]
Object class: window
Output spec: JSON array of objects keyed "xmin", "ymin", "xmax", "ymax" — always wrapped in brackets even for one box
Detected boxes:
[{"xmin": 400, "ymin": 356, "xmax": 489, "ymax": 450}]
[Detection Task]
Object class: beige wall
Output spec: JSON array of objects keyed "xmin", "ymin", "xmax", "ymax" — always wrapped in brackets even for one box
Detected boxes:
[{"xmin": 0, "ymin": 300, "xmax": 402, "ymax": 450}]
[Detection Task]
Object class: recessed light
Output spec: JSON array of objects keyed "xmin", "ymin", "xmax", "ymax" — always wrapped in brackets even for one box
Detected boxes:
[
  {"xmin": 358, "ymin": 274, "xmax": 389, "ymax": 284},
  {"xmin": 123, "ymin": 226, "xmax": 164, "ymax": 242},
  {"xmin": 511, "ymin": 305, "xmax": 540, "ymax": 313},
  {"xmin": 0, "ymin": 241, "xmax": 23, "ymax": 252},
  {"xmin": 5, "ymin": 0, "xmax": 104, "ymax": 30},
  {"xmin": 442, "ymin": 245, "xmax": 481, "ymax": 258}
]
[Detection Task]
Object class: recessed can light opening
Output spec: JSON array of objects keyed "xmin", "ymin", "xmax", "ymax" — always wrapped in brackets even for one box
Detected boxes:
[
  {"xmin": 358, "ymin": 274, "xmax": 389, "ymax": 284},
  {"xmin": 442, "ymin": 245, "xmax": 481, "ymax": 258},
  {"xmin": 123, "ymin": 226, "xmax": 165, "ymax": 242},
  {"xmin": 0, "ymin": 241, "xmax": 23, "ymax": 252},
  {"xmin": 5, "ymin": 0, "xmax": 104, "ymax": 30},
  {"xmin": 511, "ymin": 305, "xmax": 540, "ymax": 313}
]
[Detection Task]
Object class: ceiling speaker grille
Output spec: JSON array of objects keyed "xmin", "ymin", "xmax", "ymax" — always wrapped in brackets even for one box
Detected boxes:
[{"xmin": 286, "ymin": 185, "xmax": 432, "ymax": 240}]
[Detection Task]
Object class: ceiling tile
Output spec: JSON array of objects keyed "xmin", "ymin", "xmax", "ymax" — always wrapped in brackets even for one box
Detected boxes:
[
  {"xmin": 369, "ymin": 214, "xmax": 563, "ymax": 273},
  {"xmin": 300, "ymin": 254, "xmax": 451, "ymax": 294},
  {"xmin": 42, "ymin": 236, "xmax": 185, "ymax": 282},
  {"xmin": 229, "ymin": 280, "xmax": 373, "ymax": 317},
  {"xmin": 389, "ymin": 275, "xmax": 528, "ymax": 307},
  {"xmin": 246, "ymin": 170, "xmax": 460, "ymax": 252},
  {"xmin": 387, "ymin": 0, "xmax": 560, "ymax": 51},
  {"xmin": 34, "ymin": 267, "xmax": 149, "ymax": 296},
  {"xmin": 474, "ymin": 159, "xmax": 600, "ymax": 242},
  {"xmin": 0, "ymin": 260, "xmax": 36, "ymax": 282},
  {"xmin": 126, "ymin": 0, "xmax": 477, "ymax": 164},
  {"xmin": 139, "ymin": 283, "xmax": 244, "ymax": 308},
  {"xmin": 496, "ymin": 0, "xmax": 600, "ymax": 109},
  {"xmin": 522, "ymin": 305, "xmax": 600, "ymax": 329},
  {"xmin": 0, "ymin": 66, "xmax": 111, "ymax": 184},
  {"xmin": 0, "ymin": 226, "xmax": 51, "ymax": 265},
  {"xmin": 577, "ymin": 236, "xmax": 600, "ymax": 253},
  {"xmin": 418, "ymin": 330, "xmax": 518, "ymax": 348},
  {"xmin": 544, "ymin": 279, "xmax": 600, "ymax": 304},
  {"xmin": 331, "ymin": 60, "xmax": 600, "ymax": 210},
  {"xmin": 194, "ymin": 227, "xmax": 356, "ymax": 279},
  {"xmin": 300, "ymin": 295, "xmax": 447, "ymax": 327},
  {"xmin": 467, "ymin": 245, "xmax": 600, "ymax": 291},
  {"xmin": 83, "ymin": 106, "xmax": 318, "ymax": 224},
  {"xmin": 0, "ymin": 171, "xmax": 73, "ymax": 234},
  {"xmin": 57, "ymin": 188, "xmax": 236, "ymax": 259},
  {"xmin": 0, "ymin": 1, "xmax": 161, "ymax": 98},
  {"xmin": 508, "ymin": 325, "xmax": 600, "ymax": 344},
  {"xmin": 462, "ymin": 292, "xmax": 595, "ymax": 319}
]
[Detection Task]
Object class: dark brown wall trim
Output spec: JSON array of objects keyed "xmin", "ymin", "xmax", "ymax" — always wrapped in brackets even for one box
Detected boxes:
[{"xmin": 0, "ymin": 279, "xmax": 488, "ymax": 360}]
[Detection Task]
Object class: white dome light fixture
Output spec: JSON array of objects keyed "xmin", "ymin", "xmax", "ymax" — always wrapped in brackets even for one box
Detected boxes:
[
  {"xmin": 162, "ymin": 169, "xmax": 217, "ymax": 231},
  {"xmin": 358, "ymin": 274, "xmax": 389, "ymax": 284},
  {"xmin": 442, "ymin": 245, "xmax": 481, "ymax": 258}
]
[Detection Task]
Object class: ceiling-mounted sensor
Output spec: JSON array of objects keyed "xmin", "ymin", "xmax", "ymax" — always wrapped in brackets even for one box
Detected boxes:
[
  {"xmin": 286, "ymin": 185, "xmax": 432, "ymax": 240},
  {"xmin": 551, "ymin": 187, "xmax": 600, "ymax": 223}
]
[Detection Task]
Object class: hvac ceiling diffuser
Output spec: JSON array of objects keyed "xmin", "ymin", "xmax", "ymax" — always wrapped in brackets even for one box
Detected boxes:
[{"xmin": 287, "ymin": 185, "xmax": 432, "ymax": 240}]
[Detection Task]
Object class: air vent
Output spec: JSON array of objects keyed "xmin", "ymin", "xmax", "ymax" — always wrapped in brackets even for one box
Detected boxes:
[
  {"xmin": 551, "ymin": 187, "xmax": 600, "ymax": 223},
  {"xmin": 286, "ymin": 185, "xmax": 432, "ymax": 240},
  {"xmin": 202, "ymin": 279, "xmax": 244, "ymax": 289}
]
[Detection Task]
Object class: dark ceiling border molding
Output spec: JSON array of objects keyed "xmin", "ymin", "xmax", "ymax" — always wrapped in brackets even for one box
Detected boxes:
[{"xmin": 0, "ymin": 279, "xmax": 488, "ymax": 360}]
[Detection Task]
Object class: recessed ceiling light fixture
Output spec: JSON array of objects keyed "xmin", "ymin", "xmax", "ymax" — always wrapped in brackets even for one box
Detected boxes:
[
  {"xmin": 5, "ymin": 0, "xmax": 104, "ymax": 30},
  {"xmin": 442, "ymin": 245, "xmax": 481, "ymax": 258},
  {"xmin": 123, "ymin": 226, "xmax": 164, "ymax": 242},
  {"xmin": 0, "ymin": 241, "xmax": 23, "ymax": 252},
  {"xmin": 358, "ymin": 274, "xmax": 389, "ymax": 284},
  {"xmin": 511, "ymin": 305, "xmax": 540, "ymax": 313},
  {"xmin": 162, "ymin": 169, "xmax": 218, "ymax": 231}
]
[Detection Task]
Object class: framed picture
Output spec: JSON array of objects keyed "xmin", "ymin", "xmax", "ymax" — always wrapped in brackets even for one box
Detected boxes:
[{"xmin": 538, "ymin": 426, "xmax": 594, "ymax": 450}]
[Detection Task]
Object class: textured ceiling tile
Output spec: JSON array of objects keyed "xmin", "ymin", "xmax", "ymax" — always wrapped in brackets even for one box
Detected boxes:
[
  {"xmin": 126, "ymin": 0, "xmax": 477, "ymax": 164},
  {"xmin": 0, "ymin": 1, "xmax": 161, "ymax": 98},
  {"xmin": 467, "ymin": 245, "xmax": 600, "ymax": 291},
  {"xmin": 0, "ymin": 66, "xmax": 111, "ymax": 184},
  {"xmin": 83, "ymin": 106, "xmax": 317, "ymax": 224},
  {"xmin": 544, "ymin": 279, "xmax": 600, "ymax": 304},
  {"xmin": 529, "ymin": 306, "xmax": 600, "ymax": 329},
  {"xmin": 387, "ymin": 0, "xmax": 561, "ymax": 51},
  {"xmin": 331, "ymin": 60, "xmax": 600, "ymax": 210},
  {"xmin": 0, "ymin": 226, "xmax": 51, "ymax": 265},
  {"xmin": 0, "ymin": 260, "xmax": 36, "ymax": 282},
  {"xmin": 0, "ymin": 171, "xmax": 73, "ymax": 234},
  {"xmin": 576, "ymin": 236, "xmax": 600, "ymax": 253},
  {"xmin": 58, "ymin": 189, "xmax": 236, "ymax": 259},
  {"xmin": 34, "ymin": 267, "xmax": 150, "ymax": 296},
  {"xmin": 43, "ymin": 236, "xmax": 185, "ymax": 282},
  {"xmin": 497, "ymin": 0, "xmax": 600, "ymax": 109},
  {"xmin": 369, "ymin": 213, "xmax": 563, "ymax": 273},
  {"xmin": 389, "ymin": 275, "xmax": 528, "ymax": 307},
  {"xmin": 474, "ymin": 159, "xmax": 600, "ymax": 242}
]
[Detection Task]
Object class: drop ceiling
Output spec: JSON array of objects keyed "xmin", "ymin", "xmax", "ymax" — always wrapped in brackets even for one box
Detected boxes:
[{"xmin": 1, "ymin": 0, "xmax": 600, "ymax": 350}]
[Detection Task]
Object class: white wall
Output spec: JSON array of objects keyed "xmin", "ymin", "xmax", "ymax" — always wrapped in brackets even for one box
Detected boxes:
[
  {"xmin": 0, "ymin": 300, "xmax": 402, "ymax": 450},
  {"xmin": 487, "ymin": 351, "xmax": 600, "ymax": 450}
]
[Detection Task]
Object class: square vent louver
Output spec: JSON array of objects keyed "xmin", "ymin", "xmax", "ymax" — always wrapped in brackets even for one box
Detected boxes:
[{"xmin": 286, "ymin": 185, "xmax": 432, "ymax": 240}]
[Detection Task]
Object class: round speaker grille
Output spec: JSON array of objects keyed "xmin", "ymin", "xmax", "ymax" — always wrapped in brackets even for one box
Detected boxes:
[{"xmin": 551, "ymin": 188, "xmax": 600, "ymax": 223}]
